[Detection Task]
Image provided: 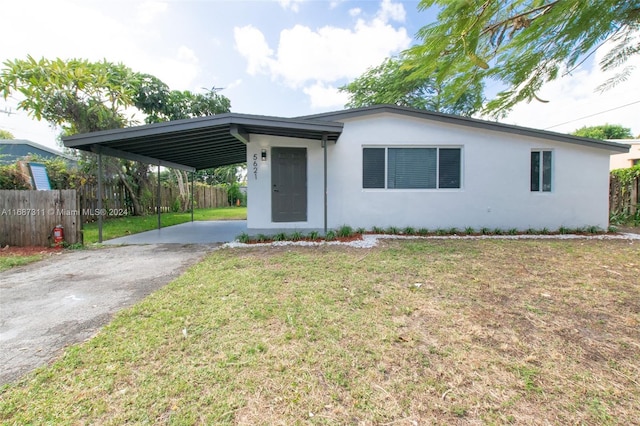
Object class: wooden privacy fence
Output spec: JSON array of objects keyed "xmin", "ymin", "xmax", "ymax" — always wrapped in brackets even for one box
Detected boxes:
[
  {"xmin": 77, "ymin": 183, "xmax": 229, "ymax": 221},
  {"xmin": 610, "ymin": 174, "xmax": 639, "ymax": 216},
  {"xmin": 0, "ymin": 190, "xmax": 81, "ymax": 247}
]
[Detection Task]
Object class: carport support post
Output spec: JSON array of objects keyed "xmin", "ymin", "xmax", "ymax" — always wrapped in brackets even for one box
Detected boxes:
[
  {"xmin": 97, "ymin": 152, "xmax": 103, "ymax": 243},
  {"xmin": 322, "ymin": 133, "xmax": 328, "ymax": 236},
  {"xmin": 157, "ymin": 164, "xmax": 161, "ymax": 230},
  {"xmin": 191, "ymin": 171, "xmax": 194, "ymax": 222}
]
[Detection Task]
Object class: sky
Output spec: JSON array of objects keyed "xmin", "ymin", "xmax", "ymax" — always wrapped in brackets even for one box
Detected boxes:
[{"xmin": 1, "ymin": 0, "xmax": 638, "ymax": 152}]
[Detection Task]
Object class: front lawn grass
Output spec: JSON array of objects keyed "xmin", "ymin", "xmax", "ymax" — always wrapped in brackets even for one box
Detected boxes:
[
  {"xmin": 82, "ymin": 206, "xmax": 246, "ymax": 244},
  {"xmin": 1, "ymin": 239, "xmax": 639, "ymax": 424},
  {"xmin": 0, "ymin": 254, "xmax": 46, "ymax": 272}
]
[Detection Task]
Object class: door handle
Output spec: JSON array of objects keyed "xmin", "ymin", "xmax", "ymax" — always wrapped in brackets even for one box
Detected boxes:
[{"xmin": 273, "ymin": 189, "xmax": 279, "ymax": 192}]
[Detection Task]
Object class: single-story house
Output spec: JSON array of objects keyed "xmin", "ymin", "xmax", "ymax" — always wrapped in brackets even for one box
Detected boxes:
[
  {"xmin": 62, "ymin": 105, "xmax": 629, "ymax": 234},
  {"xmin": 0, "ymin": 139, "xmax": 78, "ymax": 165},
  {"xmin": 609, "ymin": 139, "xmax": 640, "ymax": 170}
]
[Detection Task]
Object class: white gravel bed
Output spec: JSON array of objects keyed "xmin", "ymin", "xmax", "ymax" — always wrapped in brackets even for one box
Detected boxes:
[{"xmin": 222, "ymin": 232, "xmax": 640, "ymax": 249}]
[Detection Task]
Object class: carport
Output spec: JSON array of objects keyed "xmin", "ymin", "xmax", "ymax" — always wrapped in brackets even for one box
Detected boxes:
[{"xmin": 63, "ymin": 113, "xmax": 343, "ymax": 243}]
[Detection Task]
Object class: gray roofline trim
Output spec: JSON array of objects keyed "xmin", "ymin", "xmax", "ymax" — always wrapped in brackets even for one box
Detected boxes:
[
  {"xmin": 91, "ymin": 145, "xmax": 195, "ymax": 172},
  {"xmin": 299, "ymin": 105, "xmax": 630, "ymax": 154},
  {"xmin": 0, "ymin": 139, "xmax": 78, "ymax": 161},
  {"xmin": 63, "ymin": 113, "xmax": 343, "ymax": 147}
]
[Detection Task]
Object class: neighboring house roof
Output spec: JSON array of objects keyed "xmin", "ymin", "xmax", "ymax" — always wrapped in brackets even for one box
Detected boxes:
[
  {"xmin": 300, "ymin": 104, "xmax": 630, "ymax": 154},
  {"xmin": 62, "ymin": 105, "xmax": 629, "ymax": 171},
  {"xmin": 63, "ymin": 113, "xmax": 344, "ymax": 171},
  {"xmin": 0, "ymin": 139, "xmax": 78, "ymax": 164}
]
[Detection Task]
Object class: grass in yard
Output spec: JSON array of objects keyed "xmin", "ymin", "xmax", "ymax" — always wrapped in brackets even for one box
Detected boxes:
[
  {"xmin": 82, "ymin": 207, "xmax": 246, "ymax": 244},
  {"xmin": 1, "ymin": 239, "xmax": 639, "ymax": 424},
  {"xmin": 0, "ymin": 254, "xmax": 46, "ymax": 272}
]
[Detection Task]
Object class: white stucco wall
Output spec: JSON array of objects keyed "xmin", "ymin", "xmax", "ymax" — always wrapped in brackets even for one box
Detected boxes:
[{"xmin": 247, "ymin": 113, "xmax": 613, "ymax": 232}]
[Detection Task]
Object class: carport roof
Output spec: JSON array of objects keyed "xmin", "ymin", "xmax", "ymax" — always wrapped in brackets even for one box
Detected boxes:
[{"xmin": 62, "ymin": 112, "xmax": 344, "ymax": 171}]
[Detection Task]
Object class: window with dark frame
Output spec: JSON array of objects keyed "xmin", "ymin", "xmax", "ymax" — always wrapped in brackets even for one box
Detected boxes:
[
  {"xmin": 362, "ymin": 147, "xmax": 462, "ymax": 189},
  {"xmin": 531, "ymin": 150, "xmax": 552, "ymax": 192}
]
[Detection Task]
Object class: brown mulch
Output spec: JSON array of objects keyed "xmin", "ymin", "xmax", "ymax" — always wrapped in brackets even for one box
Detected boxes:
[{"xmin": 0, "ymin": 246, "xmax": 61, "ymax": 257}]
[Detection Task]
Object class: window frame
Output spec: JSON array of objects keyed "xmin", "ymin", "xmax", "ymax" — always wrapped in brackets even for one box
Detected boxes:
[
  {"xmin": 362, "ymin": 145, "xmax": 463, "ymax": 190},
  {"xmin": 530, "ymin": 149, "xmax": 553, "ymax": 193}
]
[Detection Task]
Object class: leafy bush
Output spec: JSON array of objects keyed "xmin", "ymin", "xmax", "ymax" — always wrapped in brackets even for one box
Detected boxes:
[
  {"xmin": 337, "ymin": 225, "xmax": 354, "ymax": 238},
  {"xmin": 273, "ymin": 232, "xmax": 288, "ymax": 241},
  {"xmin": 0, "ymin": 163, "xmax": 30, "ymax": 189},
  {"xmin": 403, "ymin": 226, "xmax": 416, "ymax": 235},
  {"xmin": 171, "ymin": 197, "xmax": 182, "ymax": 212},
  {"xmin": 290, "ymin": 231, "xmax": 303, "ymax": 241},
  {"xmin": 226, "ymin": 182, "xmax": 245, "ymax": 206}
]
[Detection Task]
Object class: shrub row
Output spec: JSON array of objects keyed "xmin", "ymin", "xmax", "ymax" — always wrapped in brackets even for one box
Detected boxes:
[{"xmin": 236, "ymin": 225, "xmax": 607, "ymax": 244}]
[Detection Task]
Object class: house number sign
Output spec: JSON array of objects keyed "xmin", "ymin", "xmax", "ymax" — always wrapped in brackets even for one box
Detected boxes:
[{"xmin": 252, "ymin": 153, "xmax": 258, "ymax": 180}]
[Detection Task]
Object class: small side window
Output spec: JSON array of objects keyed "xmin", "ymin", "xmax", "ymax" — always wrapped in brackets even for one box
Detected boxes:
[{"xmin": 531, "ymin": 150, "xmax": 552, "ymax": 192}]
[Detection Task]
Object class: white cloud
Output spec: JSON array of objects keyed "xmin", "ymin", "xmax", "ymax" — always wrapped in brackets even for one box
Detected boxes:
[
  {"xmin": 177, "ymin": 46, "xmax": 199, "ymax": 64},
  {"xmin": 278, "ymin": 0, "xmax": 304, "ymax": 13},
  {"xmin": 303, "ymin": 82, "xmax": 350, "ymax": 108},
  {"xmin": 503, "ymin": 33, "xmax": 640, "ymax": 136},
  {"xmin": 233, "ymin": 25, "xmax": 274, "ymax": 75},
  {"xmin": 0, "ymin": 0, "xmax": 205, "ymax": 148},
  {"xmin": 137, "ymin": 1, "xmax": 168, "ymax": 25},
  {"xmin": 269, "ymin": 22, "xmax": 409, "ymax": 87},
  {"xmin": 234, "ymin": 0, "xmax": 410, "ymax": 108},
  {"xmin": 225, "ymin": 79, "xmax": 243, "ymax": 91},
  {"xmin": 330, "ymin": 0, "xmax": 347, "ymax": 9},
  {"xmin": 349, "ymin": 7, "xmax": 362, "ymax": 17},
  {"xmin": 377, "ymin": 0, "xmax": 406, "ymax": 23}
]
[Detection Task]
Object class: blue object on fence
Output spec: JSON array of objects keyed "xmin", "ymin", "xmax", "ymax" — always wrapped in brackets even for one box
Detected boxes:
[{"xmin": 28, "ymin": 162, "xmax": 52, "ymax": 190}]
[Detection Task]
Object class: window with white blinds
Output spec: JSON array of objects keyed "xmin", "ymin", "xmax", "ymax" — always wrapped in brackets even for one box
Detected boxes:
[{"xmin": 363, "ymin": 147, "xmax": 462, "ymax": 189}]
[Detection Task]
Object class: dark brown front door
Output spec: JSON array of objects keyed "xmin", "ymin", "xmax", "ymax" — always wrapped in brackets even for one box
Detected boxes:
[{"xmin": 271, "ymin": 147, "xmax": 307, "ymax": 222}]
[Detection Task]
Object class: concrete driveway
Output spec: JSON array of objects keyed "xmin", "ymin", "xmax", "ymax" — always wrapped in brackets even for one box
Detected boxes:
[
  {"xmin": 0, "ymin": 244, "xmax": 215, "ymax": 385},
  {"xmin": 104, "ymin": 220, "xmax": 247, "ymax": 245}
]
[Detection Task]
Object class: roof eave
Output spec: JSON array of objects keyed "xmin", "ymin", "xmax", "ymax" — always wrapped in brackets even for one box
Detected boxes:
[
  {"xmin": 300, "ymin": 105, "xmax": 630, "ymax": 154},
  {"xmin": 63, "ymin": 113, "xmax": 343, "ymax": 148}
]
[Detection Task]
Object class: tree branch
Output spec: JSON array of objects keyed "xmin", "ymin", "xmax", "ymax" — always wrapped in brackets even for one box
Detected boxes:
[{"xmin": 482, "ymin": 1, "xmax": 560, "ymax": 36}]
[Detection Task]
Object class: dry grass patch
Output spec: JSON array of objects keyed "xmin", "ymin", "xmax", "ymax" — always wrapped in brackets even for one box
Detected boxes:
[{"xmin": 1, "ymin": 239, "xmax": 639, "ymax": 424}]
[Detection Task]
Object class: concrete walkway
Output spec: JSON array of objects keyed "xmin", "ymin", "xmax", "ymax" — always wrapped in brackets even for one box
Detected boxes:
[{"xmin": 104, "ymin": 220, "xmax": 247, "ymax": 245}]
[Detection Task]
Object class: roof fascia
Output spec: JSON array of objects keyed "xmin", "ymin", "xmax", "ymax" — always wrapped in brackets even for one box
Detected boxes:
[
  {"xmin": 63, "ymin": 113, "xmax": 343, "ymax": 148},
  {"xmin": 300, "ymin": 105, "xmax": 630, "ymax": 154},
  {"xmin": 1, "ymin": 139, "xmax": 77, "ymax": 160}
]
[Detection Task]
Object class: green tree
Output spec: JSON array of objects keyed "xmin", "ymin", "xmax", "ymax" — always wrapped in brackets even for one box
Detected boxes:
[
  {"xmin": 401, "ymin": 0, "xmax": 640, "ymax": 117},
  {"xmin": 134, "ymin": 79, "xmax": 234, "ymax": 210},
  {"xmin": 133, "ymin": 74, "xmax": 231, "ymax": 123},
  {"xmin": 0, "ymin": 56, "xmax": 151, "ymax": 213},
  {"xmin": 0, "ymin": 129, "xmax": 14, "ymax": 139},
  {"xmin": 572, "ymin": 124, "xmax": 633, "ymax": 140},
  {"xmin": 1, "ymin": 56, "xmax": 138, "ymax": 134},
  {"xmin": 340, "ymin": 56, "xmax": 483, "ymax": 116},
  {"xmin": 0, "ymin": 56, "xmax": 233, "ymax": 214}
]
